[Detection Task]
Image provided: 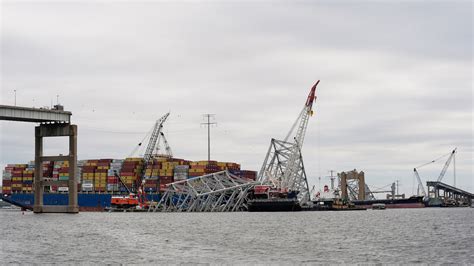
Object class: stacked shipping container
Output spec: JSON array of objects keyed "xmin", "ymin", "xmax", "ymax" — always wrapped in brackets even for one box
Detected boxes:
[
  {"xmin": 107, "ymin": 159, "xmax": 124, "ymax": 192},
  {"xmin": 22, "ymin": 162, "xmax": 34, "ymax": 193},
  {"xmin": 81, "ymin": 160, "xmax": 97, "ymax": 192},
  {"xmin": 2, "ymin": 157, "xmax": 257, "ymax": 195},
  {"xmin": 120, "ymin": 158, "xmax": 144, "ymax": 191}
]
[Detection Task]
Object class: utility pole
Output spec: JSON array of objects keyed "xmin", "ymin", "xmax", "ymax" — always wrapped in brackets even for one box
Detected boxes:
[
  {"xmin": 201, "ymin": 114, "xmax": 216, "ymax": 161},
  {"xmin": 14, "ymin": 90, "xmax": 17, "ymax": 106}
]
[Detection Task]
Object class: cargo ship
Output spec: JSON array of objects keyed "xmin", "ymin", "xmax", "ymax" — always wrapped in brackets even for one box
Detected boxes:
[
  {"xmin": 352, "ymin": 196, "xmax": 425, "ymax": 209},
  {"xmin": 1, "ymin": 158, "xmax": 257, "ymax": 211}
]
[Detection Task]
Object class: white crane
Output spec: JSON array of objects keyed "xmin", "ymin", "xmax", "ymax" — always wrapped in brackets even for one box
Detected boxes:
[
  {"xmin": 436, "ymin": 148, "xmax": 456, "ymax": 183},
  {"xmin": 413, "ymin": 148, "xmax": 457, "ymax": 198}
]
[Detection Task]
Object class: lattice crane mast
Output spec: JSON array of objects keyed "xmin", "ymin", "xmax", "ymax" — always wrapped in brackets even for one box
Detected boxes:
[
  {"xmin": 436, "ymin": 148, "xmax": 456, "ymax": 183},
  {"xmin": 258, "ymin": 81, "xmax": 320, "ymax": 203},
  {"xmin": 282, "ymin": 80, "xmax": 319, "ymax": 192},
  {"xmin": 140, "ymin": 112, "xmax": 170, "ymax": 180},
  {"xmin": 413, "ymin": 167, "xmax": 427, "ymax": 197}
]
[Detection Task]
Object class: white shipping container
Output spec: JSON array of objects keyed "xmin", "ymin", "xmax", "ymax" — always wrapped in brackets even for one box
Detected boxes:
[
  {"xmin": 82, "ymin": 183, "xmax": 93, "ymax": 188},
  {"xmin": 107, "ymin": 184, "xmax": 118, "ymax": 191},
  {"xmin": 3, "ymin": 171, "xmax": 12, "ymax": 177},
  {"xmin": 58, "ymin": 187, "xmax": 69, "ymax": 192},
  {"xmin": 174, "ymin": 173, "xmax": 187, "ymax": 181}
]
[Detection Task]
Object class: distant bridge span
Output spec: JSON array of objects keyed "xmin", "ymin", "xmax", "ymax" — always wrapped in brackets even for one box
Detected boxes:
[
  {"xmin": 0, "ymin": 104, "xmax": 71, "ymax": 123},
  {"xmin": 427, "ymin": 181, "xmax": 473, "ymax": 207},
  {"xmin": 0, "ymin": 104, "xmax": 78, "ymax": 213}
]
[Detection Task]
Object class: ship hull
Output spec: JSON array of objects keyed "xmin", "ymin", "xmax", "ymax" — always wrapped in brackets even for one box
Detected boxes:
[
  {"xmin": 247, "ymin": 199, "xmax": 302, "ymax": 212},
  {"xmin": 5, "ymin": 193, "xmax": 161, "ymax": 211},
  {"xmin": 352, "ymin": 196, "xmax": 425, "ymax": 209}
]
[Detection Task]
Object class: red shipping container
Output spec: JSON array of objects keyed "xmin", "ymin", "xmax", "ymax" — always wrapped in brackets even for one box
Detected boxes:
[
  {"xmin": 159, "ymin": 180, "xmax": 173, "ymax": 185},
  {"xmin": 81, "ymin": 166, "xmax": 96, "ymax": 172},
  {"xmin": 120, "ymin": 172, "xmax": 134, "ymax": 176},
  {"xmin": 121, "ymin": 166, "xmax": 136, "ymax": 171}
]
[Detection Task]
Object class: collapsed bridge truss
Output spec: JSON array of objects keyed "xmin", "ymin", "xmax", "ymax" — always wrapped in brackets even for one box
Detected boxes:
[{"xmin": 150, "ymin": 171, "xmax": 259, "ymax": 212}]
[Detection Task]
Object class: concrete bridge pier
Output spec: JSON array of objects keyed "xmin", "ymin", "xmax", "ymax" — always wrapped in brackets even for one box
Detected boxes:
[{"xmin": 34, "ymin": 123, "xmax": 78, "ymax": 213}]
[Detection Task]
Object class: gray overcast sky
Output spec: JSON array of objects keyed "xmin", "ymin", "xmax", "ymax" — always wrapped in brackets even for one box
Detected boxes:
[{"xmin": 1, "ymin": 0, "xmax": 472, "ymax": 196}]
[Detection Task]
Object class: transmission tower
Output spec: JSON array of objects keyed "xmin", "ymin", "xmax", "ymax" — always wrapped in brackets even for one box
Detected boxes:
[{"xmin": 201, "ymin": 114, "xmax": 217, "ymax": 161}]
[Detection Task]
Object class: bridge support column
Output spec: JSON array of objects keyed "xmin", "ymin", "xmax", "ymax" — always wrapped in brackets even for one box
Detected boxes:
[
  {"xmin": 33, "ymin": 124, "xmax": 78, "ymax": 213},
  {"xmin": 339, "ymin": 170, "xmax": 366, "ymax": 200}
]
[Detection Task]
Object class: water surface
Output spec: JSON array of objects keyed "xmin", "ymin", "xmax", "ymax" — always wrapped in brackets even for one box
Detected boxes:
[{"xmin": 1, "ymin": 208, "xmax": 472, "ymax": 264}]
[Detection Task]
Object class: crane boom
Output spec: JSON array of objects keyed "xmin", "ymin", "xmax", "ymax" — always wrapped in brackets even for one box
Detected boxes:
[
  {"xmin": 284, "ymin": 80, "xmax": 319, "ymax": 145},
  {"xmin": 140, "ymin": 113, "xmax": 170, "ymax": 182},
  {"xmin": 413, "ymin": 168, "xmax": 427, "ymax": 196},
  {"xmin": 436, "ymin": 148, "xmax": 456, "ymax": 182},
  {"xmin": 281, "ymin": 81, "xmax": 319, "ymax": 191}
]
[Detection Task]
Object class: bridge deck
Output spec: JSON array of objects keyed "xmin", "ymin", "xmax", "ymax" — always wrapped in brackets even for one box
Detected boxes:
[
  {"xmin": 0, "ymin": 105, "xmax": 71, "ymax": 123},
  {"xmin": 426, "ymin": 181, "xmax": 474, "ymax": 198}
]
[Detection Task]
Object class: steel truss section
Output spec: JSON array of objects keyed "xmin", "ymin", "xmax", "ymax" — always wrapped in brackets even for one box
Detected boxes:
[
  {"xmin": 151, "ymin": 171, "xmax": 258, "ymax": 212},
  {"xmin": 345, "ymin": 180, "xmax": 376, "ymax": 200},
  {"xmin": 258, "ymin": 138, "xmax": 311, "ymax": 204}
]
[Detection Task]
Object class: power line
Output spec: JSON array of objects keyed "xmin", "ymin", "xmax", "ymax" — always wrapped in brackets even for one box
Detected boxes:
[{"xmin": 201, "ymin": 114, "xmax": 217, "ymax": 161}]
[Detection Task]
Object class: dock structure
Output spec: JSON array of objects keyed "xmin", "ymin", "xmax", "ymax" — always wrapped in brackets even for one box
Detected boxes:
[
  {"xmin": 0, "ymin": 104, "xmax": 78, "ymax": 213},
  {"xmin": 427, "ymin": 181, "xmax": 474, "ymax": 207}
]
